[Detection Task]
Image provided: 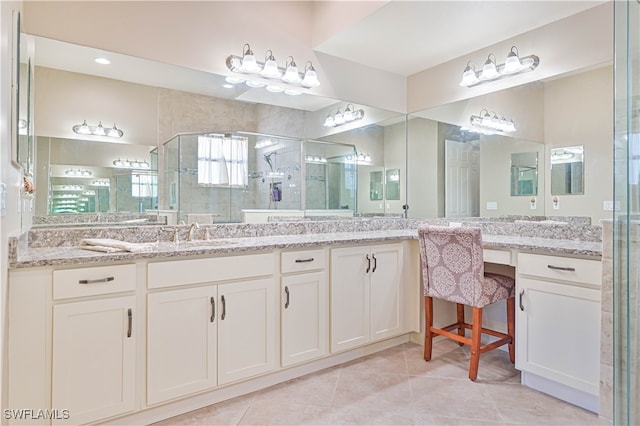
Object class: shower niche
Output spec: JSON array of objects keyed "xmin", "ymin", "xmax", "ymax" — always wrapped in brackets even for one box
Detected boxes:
[{"xmin": 162, "ymin": 132, "xmax": 357, "ymax": 223}]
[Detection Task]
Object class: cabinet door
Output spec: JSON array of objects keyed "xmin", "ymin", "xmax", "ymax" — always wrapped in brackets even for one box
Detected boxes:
[
  {"xmin": 217, "ymin": 278, "xmax": 278, "ymax": 385},
  {"xmin": 516, "ymin": 277, "xmax": 601, "ymax": 395},
  {"xmin": 369, "ymin": 244, "xmax": 404, "ymax": 341},
  {"xmin": 330, "ymin": 246, "xmax": 370, "ymax": 353},
  {"xmin": 281, "ymin": 271, "xmax": 328, "ymax": 366},
  {"xmin": 147, "ymin": 286, "xmax": 217, "ymax": 405},
  {"xmin": 52, "ymin": 296, "xmax": 136, "ymax": 425}
]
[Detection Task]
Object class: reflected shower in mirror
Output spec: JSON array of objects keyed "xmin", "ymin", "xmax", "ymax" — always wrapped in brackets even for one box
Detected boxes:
[
  {"xmin": 369, "ymin": 170, "xmax": 384, "ymax": 201},
  {"xmin": 385, "ymin": 169, "xmax": 400, "ymax": 200},
  {"xmin": 510, "ymin": 152, "xmax": 538, "ymax": 196},
  {"xmin": 551, "ymin": 145, "xmax": 584, "ymax": 195}
]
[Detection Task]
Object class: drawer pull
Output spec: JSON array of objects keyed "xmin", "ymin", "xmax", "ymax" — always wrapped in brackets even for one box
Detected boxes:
[
  {"xmin": 519, "ymin": 290, "xmax": 525, "ymax": 311},
  {"xmin": 78, "ymin": 276, "xmax": 115, "ymax": 284},
  {"xmin": 365, "ymin": 254, "xmax": 371, "ymax": 273},
  {"xmin": 547, "ymin": 265, "xmax": 576, "ymax": 272},
  {"xmin": 294, "ymin": 258, "xmax": 314, "ymax": 263},
  {"xmin": 127, "ymin": 308, "xmax": 132, "ymax": 338},
  {"xmin": 372, "ymin": 254, "xmax": 377, "ymax": 273},
  {"xmin": 284, "ymin": 286, "xmax": 290, "ymax": 309},
  {"xmin": 210, "ymin": 297, "xmax": 215, "ymax": 323},
  {"xmin": 221, "ymin": 295, "xmax": 226, "ymax": 320}
]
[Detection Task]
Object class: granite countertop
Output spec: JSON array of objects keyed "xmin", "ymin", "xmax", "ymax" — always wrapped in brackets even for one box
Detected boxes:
[{"xmin": 9, "ymin": 228, "xmax": 602, "ymax": 269}]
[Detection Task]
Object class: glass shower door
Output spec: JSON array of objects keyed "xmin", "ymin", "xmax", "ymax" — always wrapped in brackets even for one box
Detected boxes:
[{"xmin": 614, "ymin": 1, "xmax": 640, "ymax": 424}]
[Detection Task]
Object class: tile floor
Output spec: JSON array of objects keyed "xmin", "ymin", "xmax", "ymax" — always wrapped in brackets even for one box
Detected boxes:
[{"xmin": 153, "ymin": 340, "xmax": 606, "ymax": 425}]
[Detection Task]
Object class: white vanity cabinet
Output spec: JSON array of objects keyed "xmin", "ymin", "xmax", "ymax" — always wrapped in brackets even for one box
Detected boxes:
[
  {"xmin": 516, "ymin": 252, "xmax": 602, "ymax": 412},
  {"xmin": 50, "ymin": 264, "xmax": 137, "ymax": 425},
  {"xmin": 146, "ymin": 254, "xmax": 278, "ymax": 405},
  {"xmin": 280, "ymin": 249, "xmax": 328, "ymax": 367},
  {"xmin": 330, "ymin": 243, "xmax": 404, "ymax": 353}
]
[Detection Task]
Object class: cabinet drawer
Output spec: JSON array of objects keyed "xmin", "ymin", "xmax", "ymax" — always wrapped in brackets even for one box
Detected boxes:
[
  {"xmin": 53, "ymin": 264, "xmax": 136, "ymax": 300},
  {"xmin": 148, "ymin": 253, "xmax": 274, "ymax": 289},
  {"xmin": 281, "ymin": 249, "xmax": 326, "ymax": 274},
  {"xmin": 517, "ymin": 253, "xmax": 601, "ymax": 287},
  {"xmin": 484, "ymin": 249, "xmax": 511, "ymax": 265}
]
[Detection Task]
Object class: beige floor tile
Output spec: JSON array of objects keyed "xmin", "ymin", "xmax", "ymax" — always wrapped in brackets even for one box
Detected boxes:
[
  {"xmin": 150, "ymin": 340, "xmax": 602, "ymax": 426},
  {"xmin": 329, "ymin": 405, "xmax": 416, "ymax": 425},
  {"xmin": 332, "ymin": 368, "xmax": 413, "ymax": 411},
  {"xmin": 340, "ymin": 345, "xmax": 408, "ymax": 376},
  {"xmin": 249, "ymin": 366, "xmax": 341, "ymax": 407},
  {"xmin": 484, "ymin": 382, "xmax": 601, "ymax": 425},
  {"xmin": 410, "ymin": 376, "xmax": 503, "ymax": 423},
  {"xmin": 152, "ymin": 396, "xmax": 251, "ymax": 425},
  {"xmin": 238, "ymin": 400, "xmax": 331, "ymax": 425}
]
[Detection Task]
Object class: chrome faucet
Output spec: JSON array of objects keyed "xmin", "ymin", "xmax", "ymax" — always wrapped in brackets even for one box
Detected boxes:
[{"xmin": 188, "ymin": 222, "xmax": 200, "ymax": 241}]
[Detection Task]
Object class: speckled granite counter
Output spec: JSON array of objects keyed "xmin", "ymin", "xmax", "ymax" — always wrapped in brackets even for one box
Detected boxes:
[{"xmin": 9, "ymin": 224, "xmax": 602, "ymax": 269}]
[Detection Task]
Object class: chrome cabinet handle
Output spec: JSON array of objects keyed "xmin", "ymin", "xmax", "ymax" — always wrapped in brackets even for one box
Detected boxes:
[
  {"xmin": 365, "ymin": 254, "xmax": 371, "ymax": 273},
  {"xmin": 519, "ymin": 290, "xmax": 525, "ymax": 311},
  {"xmin": 284, "ymin": 286, "xmax": 290, "ymax": 309},
  {"xmin": 127, "ymin": 308, "xmax": 132, "ymax": 338},
  {"xmin": 210, "ymin": 297, "xmax": 215, "ymax": 323},
  {"xmin": 547, "ymin": 264, "xmax": 576, "ymax": 272},
  {"xmin": 372, "ymin": 254, "xmax": 377, "ymax": 273},
  {"xmin": 79, "ymin": 276, "xmax": 115, "ymax": 284},
  {"xmin": 295, "ymin": 258, "xmax": 314, "ymax": 263},
  {"xmin": 221, "ymin": 295, "xmax": 226, "ymax": 320}
]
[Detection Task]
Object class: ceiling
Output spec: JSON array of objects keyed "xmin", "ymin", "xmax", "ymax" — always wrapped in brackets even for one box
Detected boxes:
[
  {"xmin": 31, "ymin": 1, "xmax": 609, "ymax": 113},
  {"xmin": 314, "ymin": 1, "xmax": 607, "ymax": 77}
]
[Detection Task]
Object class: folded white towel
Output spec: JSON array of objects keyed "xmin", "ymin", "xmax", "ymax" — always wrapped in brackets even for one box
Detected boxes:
[{"xmin": 81, "ymin": 238, "xmax": 157, "ymax": 253}]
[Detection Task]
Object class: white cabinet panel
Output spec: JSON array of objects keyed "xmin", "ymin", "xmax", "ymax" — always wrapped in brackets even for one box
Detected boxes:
[
  {"xmin": 147, "ymin": 286, "xmax": 217, "ymax": 405},
  {"xmin": 330, "ymin": 243, "xmax": 403, "ymax": 353},
  {"xmin": 281, "ymin": 271, "xmax": 328, "ymax": 366},
  {"xmin": 370, "ymin": 245, "xmax": 403, "ymax": 341},
  {"xmin": 516, "ymin": 277, "xmax": 601, "ymax": 395},
  {"xmin": 52, "ymin": 296, "xmax": 136, "ymax": 425},
  {"xmin": 217, "ymin": 278, "xmax": 278, "ymax": 385},
  {"xmin": 330, "ymin": 246, "xmax": 371, "ymax": 352}
]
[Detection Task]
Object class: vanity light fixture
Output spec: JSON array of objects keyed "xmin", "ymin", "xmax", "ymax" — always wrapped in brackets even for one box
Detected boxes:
[
  {"xmin": 460, "ymin": 46, "xmax": 539, "ymax": 87},
  {"xmin": 73, "ymin": 120, "xmax": 124, "ymax": 138},
  {"xmin": 346, "ymin": 152, "xmax": 372, "ymax": 164},
  {"xmin": 112, "ymin": 159, "xmax": 150, "ymax": 169},
  {"xmin": 305, "ymin": 155, "xmax": 328, "ymax": 164},
  {"xmin": 226, "ymin": 43, "xmax": 320, "ymax": 89},
  {"xmin": 468, "ymin": 109, "xmax": 516, "ymax": 134},
  {"xmin": 91, "ymin": 179, "xmax": 110, "ymax": 187},
  {"xmin": 323, "ymin": 104, "xmax": 365, "ymax": 128},
  {"xmin": 64, "ymin": 169, "xmax": 92, "ymax": 177}
]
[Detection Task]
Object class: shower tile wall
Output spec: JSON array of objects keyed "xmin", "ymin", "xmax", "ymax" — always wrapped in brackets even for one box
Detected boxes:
[{"xmin": 157, "ymin": 88, "xmax": 306, "ymax": 219}]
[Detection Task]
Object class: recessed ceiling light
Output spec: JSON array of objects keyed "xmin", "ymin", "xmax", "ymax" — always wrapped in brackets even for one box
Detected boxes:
[
  {"xmin": 94, "ymin": 58, "xmax": 111, "ymax": 65},
  {"xmin": 223, "ymin": 84, "xmax": 234, "ymax": 89}
]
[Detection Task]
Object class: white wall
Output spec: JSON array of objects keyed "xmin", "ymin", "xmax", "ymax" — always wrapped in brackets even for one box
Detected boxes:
[
  {"xmin": 479, "ymin": 135, "xmax": 546, "ymax": 217},
  {"xmin": 23, "ymin": 1, "xmax": 406, "ymax": 113},
  {"xmin": 406, "ymin": 117, "xmax": 440, "ymax": 218},
  {"xmin": 543, "ymin": 65, "xmax": 614, "ymax": 223},
  {"xmin": 407, "ymin": 3, "xmax": 613, "ymax": 113}
]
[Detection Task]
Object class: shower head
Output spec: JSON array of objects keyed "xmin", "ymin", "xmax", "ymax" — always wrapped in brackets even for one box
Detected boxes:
[{"xmin": 263, "ymin": 152, "xmax": 276, "ymax": 171}]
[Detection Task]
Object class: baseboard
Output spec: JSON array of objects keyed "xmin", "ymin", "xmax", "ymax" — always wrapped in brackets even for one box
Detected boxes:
[{"xmin": 521, "ymin": 371, "xmax": 599, "ymax": 413}]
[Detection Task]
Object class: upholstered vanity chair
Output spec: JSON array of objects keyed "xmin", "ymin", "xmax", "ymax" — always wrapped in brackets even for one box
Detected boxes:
[{"xmin": 417, "ymin": 225, "xmax": 516, "ymax": 381}]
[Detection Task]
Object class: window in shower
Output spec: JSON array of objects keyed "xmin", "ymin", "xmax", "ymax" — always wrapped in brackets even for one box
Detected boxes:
[{"xmin": 197, "ymin": 134, "xmax": 248, "ymax": 187}]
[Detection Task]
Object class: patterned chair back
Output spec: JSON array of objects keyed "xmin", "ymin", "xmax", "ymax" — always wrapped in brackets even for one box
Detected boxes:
[{"xmin": 418, "ymin": 225, "xmax": 509, "ymax": 308}]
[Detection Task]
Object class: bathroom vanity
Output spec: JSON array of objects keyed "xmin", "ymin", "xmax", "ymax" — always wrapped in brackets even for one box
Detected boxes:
[{"xmin": 5, "ymin": 219, "xmax": 602, "ymax": 425}]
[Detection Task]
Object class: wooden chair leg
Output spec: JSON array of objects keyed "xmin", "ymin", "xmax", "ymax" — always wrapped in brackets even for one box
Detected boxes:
[
  {"xmin": 424, "ymin": 296, "xmax": 434, "ymax": 361},
  {"xmin": 469, "ymin": 307, "xmax": 483, "ymax": 381},
  {"xmin": 456, "ymin": 303, "xmax": 465, "ymax": 345},
  {"xmin": 507, "ymin": 296, "xmax": 515, "ymax": 363}
]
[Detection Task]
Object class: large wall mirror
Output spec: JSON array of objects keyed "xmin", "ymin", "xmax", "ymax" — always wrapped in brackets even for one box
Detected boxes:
[{"xmin": 28, "ymin": 35, "xmax": 406, "ymax": 228}]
